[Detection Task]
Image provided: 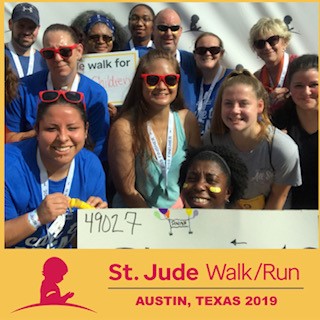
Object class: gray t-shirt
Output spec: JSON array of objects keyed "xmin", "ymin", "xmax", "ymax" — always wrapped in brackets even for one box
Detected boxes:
[{"xmin": 203, "ymin": 126, "xmax": 302, "ymax": 199}]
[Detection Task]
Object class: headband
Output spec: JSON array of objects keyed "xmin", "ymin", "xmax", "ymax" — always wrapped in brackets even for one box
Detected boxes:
[
  {"xmin": 196, "ymin": 150, "xmax": 232, "ymax": 177},
  {"xmin": 84, "ymin": 14, "xmax": 115, "ymax": 34}
]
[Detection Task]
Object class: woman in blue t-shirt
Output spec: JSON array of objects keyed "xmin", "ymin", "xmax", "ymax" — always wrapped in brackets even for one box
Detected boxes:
[{"xmin": 5, "ymin": 90, "xmax": 107, "ymax": 248}]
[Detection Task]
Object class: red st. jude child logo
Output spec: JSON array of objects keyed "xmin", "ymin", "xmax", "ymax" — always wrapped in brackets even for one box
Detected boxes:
[{"xmin": 13, "ymin": 257, "xmax": 95, "ymax": 313}]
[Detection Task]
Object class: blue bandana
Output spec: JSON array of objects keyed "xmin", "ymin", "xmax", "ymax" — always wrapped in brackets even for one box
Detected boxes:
[{"xmin": 84, "ymin": 14, "xmax": 115, "ymax": 34}]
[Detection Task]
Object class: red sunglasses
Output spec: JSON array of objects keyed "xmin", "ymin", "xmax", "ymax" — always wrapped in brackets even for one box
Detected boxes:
[
  {"xmin": 141, "ymin": 74, "xmax": 180, "ymax": 89},
  {"xmin": 40, "ymin": 44, "xmax": 78, "ymax": 59},
  {"xmin": 39, "ymin": 90, "xmax": 85, "ymax": 109}
]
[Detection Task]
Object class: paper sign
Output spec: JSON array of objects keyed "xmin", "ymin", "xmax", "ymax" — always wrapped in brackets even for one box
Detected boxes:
[
  {"xmin": 77, "ymin": 209, "xmax": 318, "ymax": 249},
  {"xmin": 78, "ymin": 51, "xmax": 139, "ymax": 105}
]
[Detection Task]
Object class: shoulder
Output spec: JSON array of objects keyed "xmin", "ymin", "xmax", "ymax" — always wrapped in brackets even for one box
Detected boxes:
[
  {"xmin": 78, "ymin": 74, "xmax": 107, "ymax": 95},
  {"xmin": 254, "ymin": 69, "xmax": 261, "ymax": 79},
  {"xmin": 76, "ymin": 148, "xmax": 104, "ymax": 169},
  {"xmin": 110, "ymin": 115, "xmax": 133, "ymax": 137},
  {"xmin": 179, "ymin": 50, "xmax": 195, "ymax": 65},
  {"xmin": 272, "ymin": 127, "xmax": 299, "ymax": 154},
  {"xmin": 22, "ymin": 70, "xmax": 48, "ymax": 86}
]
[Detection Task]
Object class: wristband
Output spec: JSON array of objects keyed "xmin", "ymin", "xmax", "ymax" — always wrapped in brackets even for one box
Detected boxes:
[{"xmin": 28, "ymin": 210, "xmax": 41, "ymax": 230}]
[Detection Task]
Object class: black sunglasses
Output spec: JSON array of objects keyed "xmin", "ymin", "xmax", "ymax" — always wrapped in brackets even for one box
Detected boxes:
[
  {"xmin": 254, "ymin": 35, "xmax": 281, "ymax": 49},
  {"xmin": 40, "ymin": 44, "xmax": 78, "ymax": 59},
  {"xmin": 88, "ymin": 34, "xmax": 114, "ymax": 43},
  {"xmin": 194, "ymin": 46, "xmax": 222, "ymax": 56},
  {"xmin": 157, "ymin": 25, "xmax": 180, "ymax": 32},
  {"xmin": 141, "ymin": 74, "xmax": 180, "ymax": 89}
]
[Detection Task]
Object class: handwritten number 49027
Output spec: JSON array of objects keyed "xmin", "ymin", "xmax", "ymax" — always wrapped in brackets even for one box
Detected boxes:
[{"xmin": 85, "ymin": 212, "xmax": 141, "ymax": 235}]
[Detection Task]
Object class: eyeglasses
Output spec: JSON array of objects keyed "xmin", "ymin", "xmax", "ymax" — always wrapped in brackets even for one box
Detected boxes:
[
  {"xmin": 129, "ymin": 15, "xmax": 153, "ymax": 23},
  {"xmin": 157, "ymin": 25, "xmax": 180, "ymax": 33},
  {"xmin": 141, "ymin": 74, "xmax": 180, "ymax": 89},
  {"xmin": 194, "ymin": 46, "xmax": 222, "ymax": 56},
  {"xmin": 40, "ymin": 44, "xmax": 78, "ymax": 59},
  {"xmin": 88, "ymin": 34, "xmax": 114, "ymax": 43},
  {"xmin": 39, "ymin": 90, "xmax": 85, "ymax": 108},
  {"xmin": 254, "ymin": 35, "xmax": 281, "ymax": 49}
]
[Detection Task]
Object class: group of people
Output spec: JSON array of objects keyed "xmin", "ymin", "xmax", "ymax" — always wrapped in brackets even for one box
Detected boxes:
[{"xmin": 4, "ymin": 3, "xmax": 318, "ymax": 248}]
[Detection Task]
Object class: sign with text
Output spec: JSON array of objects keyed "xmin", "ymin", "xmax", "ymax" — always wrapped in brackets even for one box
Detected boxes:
[
  {"xmin": 78, "ymin": 51, "xmax": 139, "ymax": 105},
  {"xmin": 77, "ymin": 209, "xmax": 318, "ymax": 249}
]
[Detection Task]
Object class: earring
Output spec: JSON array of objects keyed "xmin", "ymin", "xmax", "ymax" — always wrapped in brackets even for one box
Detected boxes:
[{"xmin": 183, "ymin": 183, "xmax": 189, "ymax": 189}]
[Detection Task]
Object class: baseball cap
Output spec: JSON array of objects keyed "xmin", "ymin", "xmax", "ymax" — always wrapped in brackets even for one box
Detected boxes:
[{"xmin": 11, "ymin": 2, "xmax": 40, "ymax": 26}]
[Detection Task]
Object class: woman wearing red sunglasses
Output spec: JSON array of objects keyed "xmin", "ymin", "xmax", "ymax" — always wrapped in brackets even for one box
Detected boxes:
[
  {"xmin": 108, "ymin": 49, "xmax": 201, "ymax": 208},
  {"xmin": 5, "ymin": 23, "xmax": 110, "ymax": 164},
  {"xmin": 5, "ymin": 91, "xmax": 107, "ymax": 248},
  {"xmin": 249, "ymin": 17, "xmax": 297, "ymax": 115}
]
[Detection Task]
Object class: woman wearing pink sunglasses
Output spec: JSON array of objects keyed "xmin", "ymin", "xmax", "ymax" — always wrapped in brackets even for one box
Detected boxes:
[
  {"xmin": 5, "ymin": 90, "xmax": 107, "ymax": 248},
  {"xmin": 108, "ymin": 49, "xmax": 201, "ymax": 208}
]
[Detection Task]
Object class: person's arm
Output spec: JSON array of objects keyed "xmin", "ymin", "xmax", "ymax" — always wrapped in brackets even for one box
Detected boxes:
[
  {"xmin": 6, "ymin": 128, "xmax": 36, "ymax": 143},
  {"xmin": 5, "ymin": 193, "xmax": 69, "ymax": 247},
  {"xmin": 264, "ymin": 183, "xmax": 291, "ymax": 210},
  {"xmin": 182, "ymin": 110, "xmax": 202, "ymax": 149},
  {"xmin": 108, "ymin": 118, "xmax": 148, "ymax": 207}
]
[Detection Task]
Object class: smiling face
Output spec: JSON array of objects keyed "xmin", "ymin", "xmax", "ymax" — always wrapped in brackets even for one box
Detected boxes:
[
  {"xmin": 129, "ymin": 5, "xmax": 154, "ymax": 43},
  {"xmin": 254, "ymin": 32, "xmax": 287, "ymax": 66},
  {"xmin": 9, "ymin": 18, "xmax": 39, "ymax": 49},
  {"xmin": 221, "ymin": 83, "xmax": 264, "ymax": 134},
  {"xmin": 290, "ymin": 68, "xmax": 318, "ymax": 111},
  {"xmin": 37, "ymin": 103, "xmax": 87, "ymax": 173},
  {"xmin": 142, "ymin": 58, "xmax": 179, "ymax": 109},
  {"xmin": 43, "ymin": 30, "xmax": 83, "ymax": 79},
  {"xmin": 152, "ymin": 9, "xmax": 182, "ymax": 55},
  {"xmin": 86, "ymin": 22, "xmax": 114, "ymax": 53},
  {"xmin": 194, "ymin": 35, "xmax": 223, "ymax": 72},
  {"xmin": 182, "ymin": 160, "xmax": 230, "ymax": 209}
]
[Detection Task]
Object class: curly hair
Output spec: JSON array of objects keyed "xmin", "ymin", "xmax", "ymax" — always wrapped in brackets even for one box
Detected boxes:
[
  {"xmin": 70, "ymin": 10, "xmax": 129, "ymax": 52},
  {"xmin": 179, "ymin": 145, "xmax": 248, "ymax": 206},
  {"xmin": 5, "ymin": 55, "xmax": 19, "ymax": 105}
]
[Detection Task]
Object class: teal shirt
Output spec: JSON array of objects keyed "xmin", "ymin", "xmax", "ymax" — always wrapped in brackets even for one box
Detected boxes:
[{"xmin": 113, "ymin": 111, "xmax": 187, "ymax": 208}]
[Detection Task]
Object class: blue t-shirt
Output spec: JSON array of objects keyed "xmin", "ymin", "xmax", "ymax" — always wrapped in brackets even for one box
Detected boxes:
[
  {"xmin": 5, "ymin": 46, "xmax": 48, "ymax": 78},
  {"xmin": 179, "ymin": 50, "xmax": 197, "ymax": 112},
  {"xmin": 124, "ymin": 41, "xmax": 154, "ymax": 57},
  {"xmin": 5, "ymin": 138, "xmax": 106, "ymax": 248},
  {"xmin": 195, "ymin": 68, "xmax": 233, "ymax": 135},
  {"xmin": 5, "ymin": 70, "xmax": 110, "ymax": 161}
]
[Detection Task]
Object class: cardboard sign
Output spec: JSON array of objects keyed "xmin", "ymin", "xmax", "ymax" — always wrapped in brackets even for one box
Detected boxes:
[
  {"xmin": 77, "ymin": 209, "xmax": 318, "ymax": 249},
  {"xmin": 78, "ymin": 51, "xmax": 139, "ymax": 105}
]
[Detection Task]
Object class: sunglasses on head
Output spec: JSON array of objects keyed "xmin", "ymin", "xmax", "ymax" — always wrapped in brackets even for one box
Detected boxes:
[
  {"xmin": 254, "ymin": 35, "xmax": 280, "ymax": 49},
  {"xmin": 40, "ymin": 44, "xmax": 78, "ymax": 59},
  {"xmin": 194, "ymin": 46, "xmax": 222, "ymax": 56},
  {"xmin": 88, "ymin": 34, "xmax": 114, "ymax": 43},
  {"xmin": 39, "ymin": 90, "xmax": 85, "ymax": 108},
  {"xmin": 157, "ymin": 25, "xmax": 180, "ymax": 33},
  {"xmin": 141, "ymin": 74, "xmax": 180, "ymax": 89}
]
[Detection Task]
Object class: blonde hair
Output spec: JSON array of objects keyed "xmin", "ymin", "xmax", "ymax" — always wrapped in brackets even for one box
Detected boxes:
[
  {"xmin": 249, "ymin": 17, "xmax": 291, "ymax": 49},
  {"xmin": 211, "ymin": 68, "xmax": 272, "ymax": 141}
]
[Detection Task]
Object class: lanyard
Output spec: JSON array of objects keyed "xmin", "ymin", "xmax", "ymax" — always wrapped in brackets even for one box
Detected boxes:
[
  {"xmin": 36, "ymin": 148, "xmax": 75, "ymax": 247},
  {"xmin": 129, "ymin": 39, "xmax": 153, "ymax": 50},
  {"xmin": 269, "ymin": 52, "xmax": 289, "ymax": 88},
  {"xmin": 147, "ymin": 111, "xmax": 174, "ymax": 188},
  {"xmin": 6, "ymin": 41, "xmax": 35, "ymax": 78},
  {"xmin": 197, "ymin": 65, "xmax": 224, "ymax": 115},
  {"xmin": 46, "ymin": 72, "xmax": 80, "ymax": 90}
]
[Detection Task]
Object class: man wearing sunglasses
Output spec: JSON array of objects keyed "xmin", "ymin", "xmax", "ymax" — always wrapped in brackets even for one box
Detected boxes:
[
  {"xmin": 5, "ymin": 2, "xmax": 47, "ymax": 78},
  {"xmin": 152, "ymin": 8, "xmax": 197, "ymax": 112}
]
